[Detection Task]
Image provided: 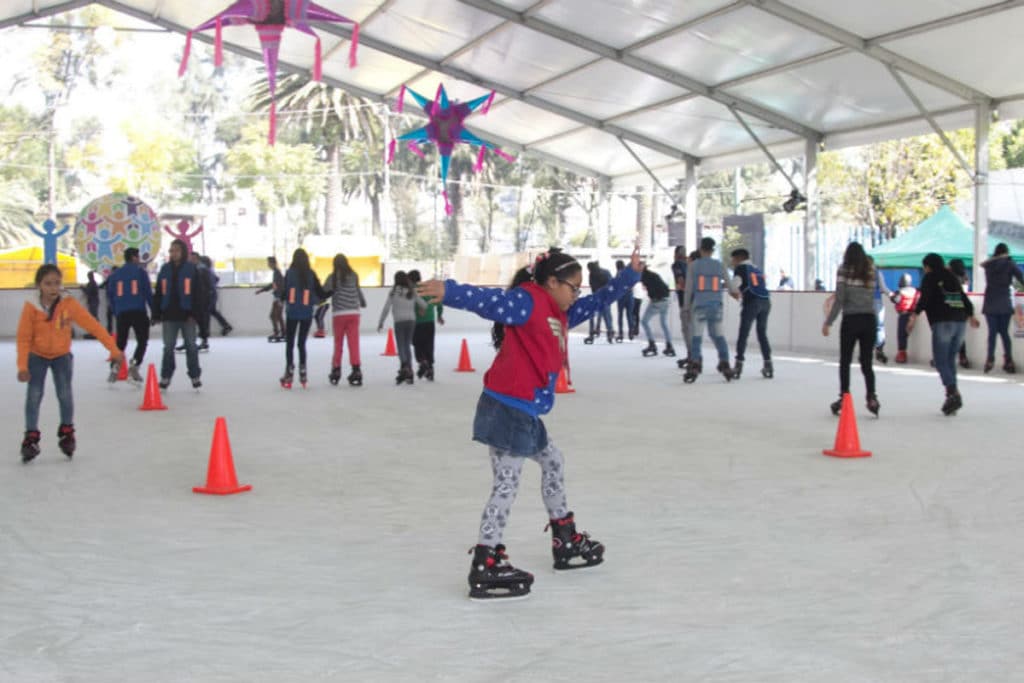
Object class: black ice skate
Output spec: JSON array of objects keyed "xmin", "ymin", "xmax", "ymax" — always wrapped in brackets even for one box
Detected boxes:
[
  {"xmin": 396, "ymin": 364, "xmax": 414, "ymax": 385},
  {"xmin": 875, "ymin": 347, "xmax": 888, "ymax": 364},
  {"xmin": 683, "ymin": 359, "xmax": 702, "ymax": 383},
  {"xmin": 159, "ymin": 377, "xmax": 171, "ymax": 390},
  {"xmin": 583, "ymin": 334, "xmax": 595, "ymax": 345},
  {"xmin": 107, "ymin": 359, "xmax": 122, "ymax": 383},
  {"xmin": 941, "ymin": 389, "xmax": 963, "ymax": 416},
  {"xmin": 280, "ymin": 365, "xmax": 294, "ymax": 390},
  {"xmin": 677, "ymin": 357, "xmax": 691, "ymax": 370},
  {"xmin": 662, "ymin": 343, "xmax": 676, "ymax": 357},
  {"xmin": 416, "ymin": 363, "xmax": 427, "ymax": 379},
  {"xmin": 607, "ymin": 332, "xmax": 615, "ymax": 345},
  {"xmin": 191, "ymin": 377, "xmax": 202, "ymax": 390},
  {"xmin": 299, "ymin": 365, "xmax": 308, "ymax": 389},
  {"xmin": 866, "ymin": 394, "xmax": 880, "ymax": 417},
  {"xmin": 717, "ymin": 360, "xmax": 734, "ymax": 382},
  {"xmin": 20, "ymin": 430, "xmax": 41, "ymax": 463},
  {"xmin": 468, "ymin": 544, "xmax": 534, "ymax": 600},
  {"xmin": 57, "ymin": 424, "xmax": 75, "ymax": 458},
  {"xmin": 830, "ymin": 396, "xmax": 843, "ymax": 416},
  {"xmin": 548, "ymin": 512, "xmax": 604, "ymax": 570},
  {"xmin": 641, "ymin": 341, "xmax": 658, "ymax": 357},
  {"xmin": 761, "ymin": 360, "xmax": 774, "ymax": 379},
  {"xmin": 1004, "ymin": 356, "xmax": 1016, "ymax": 374},
  {"xmin": 424, "ymin": 362, "xmax": 435, "ymax": 382},
  {"xmin": 615, "ymin": 333, "xmax": 624, "ymax": 343},
  {"xmin": 128, "ymin": 360, "xmax": 144, "ymax": 384},
  {"xmin": 732, "ymin": 360, "xmax": 744, "ymax": 380},
  {"xmin": 329, "ymin": 366, "xmax": 342, "ymax": 386},
  {"xmin": 347, "ymin": 365, "xmax": 363, "ymax": 386}
]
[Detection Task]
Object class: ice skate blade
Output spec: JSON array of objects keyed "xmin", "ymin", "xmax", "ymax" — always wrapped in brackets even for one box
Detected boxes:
[
  {"xmin": 469, "ymin": 587, "xmax": 532, "ymax": 601},
  {"xmin": 553, "ymin": 556, "xmax": 604, "ymax": 571}
]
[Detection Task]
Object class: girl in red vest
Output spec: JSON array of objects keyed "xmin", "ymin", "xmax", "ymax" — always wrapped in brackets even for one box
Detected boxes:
[{"xmin": 419, "ymin": 247, "xmax": 642, "ymax": 600}]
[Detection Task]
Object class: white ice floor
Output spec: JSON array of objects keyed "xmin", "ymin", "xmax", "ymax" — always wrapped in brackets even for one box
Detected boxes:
[{"xmin": 1, "ymin": 330, "xmax": 1023, "ymax": 682}]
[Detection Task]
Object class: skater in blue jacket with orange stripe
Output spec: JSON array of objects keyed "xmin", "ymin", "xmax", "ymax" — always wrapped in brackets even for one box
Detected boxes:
[
  {"xmin": 152, "ymin": 239, "xmax": 205, "ymax": 390},
  {"xmin": 729, "ymin": 248, "xmax": 773, "ymax": 380},
  {"xmin": 280, "ymin": 248, "xmax": 325, "ymax": 389}
]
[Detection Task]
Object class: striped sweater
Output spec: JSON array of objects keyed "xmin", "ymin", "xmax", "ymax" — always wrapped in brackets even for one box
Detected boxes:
[
  {"xmin": 323, "ymin": 272, "xmax": 366, "ymax": 315},
  {"xmin": 825, "ymin": 265, "xmax": 879, "ymax": 326}
]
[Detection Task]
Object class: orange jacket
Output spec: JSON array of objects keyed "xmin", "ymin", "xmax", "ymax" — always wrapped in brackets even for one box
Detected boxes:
[{"xmin": 16, "ymin": 294, "xmax": 120, "ymax": 373}]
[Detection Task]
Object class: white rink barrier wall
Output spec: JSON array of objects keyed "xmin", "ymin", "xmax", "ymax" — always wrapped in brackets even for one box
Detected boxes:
[{"xmin": 0, "ymin": 287, "xmax": 1017, "ymax": 367}]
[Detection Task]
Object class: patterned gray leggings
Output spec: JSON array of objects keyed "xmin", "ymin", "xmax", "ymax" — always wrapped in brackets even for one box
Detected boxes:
[{"xmin": 478, "ymin": 442, "xmax": 569, "ymax": 546}]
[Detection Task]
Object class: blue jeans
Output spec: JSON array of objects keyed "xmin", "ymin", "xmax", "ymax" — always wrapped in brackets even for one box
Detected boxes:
[
  {"xmin": 874, "ymin": 299, "xmax": 886, "ymax": 349},
  {"xmin": 931, "ymin": 320, "xmax": 967, "ymax": 388},
  {"xmin": 985, "ymin": 312, "xmax": 1012, "ymax": 361},
  {"xmin": 690, "ymin": 302, "xmax": 729, "ymax": 363},
  {"xmin": 588, "ymin": 304, "xmax": 613, "ymax": 338},
  {"xmin": 641, "ymin": 299, "xmax": 671, "ymax": 345},
  {"xmin": 736, "ymin": 297, "xmax": 771, "ymax": 362},
  {"xmin": 161, "ymin": 319, "xmax": 200, "ymax": 380},
  {"xmin": 25, "ymin": 353, "xmax": 74, "ymax": 431}
]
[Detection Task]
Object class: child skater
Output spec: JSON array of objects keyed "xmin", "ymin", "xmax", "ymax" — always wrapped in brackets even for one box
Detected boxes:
[
  {"xmin": 408, "ymin": 270, "xmax": 445, "ymax": 381},
  {"xmin": 378, "ymin": 271, "xmax": 426, "ymax": 385},
  {"xmin": 892, "ymin": 273, "xmax": 919, "ymax": 364},
  {"xmin": 418, "ymin": 247, "xmax": 642, "ymax": 600},
  {"xmin": 16, "ymin": 264, "xmax": 123, "ymax": 462},
  {"xmin": 280, "ymin": 248, "xmax": 325, "ymax": 389},
  {"xmin": 322, "ymin": 253, "xmax": 366, "ymax": 387}
]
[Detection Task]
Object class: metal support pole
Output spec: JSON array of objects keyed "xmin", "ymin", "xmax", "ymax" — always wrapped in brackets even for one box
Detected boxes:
[
  {"xmin": 684, "ymin": 160, "xmax": 698, "ymax": 253},
  {"xmin": 804, "ymin": 139, "xmax": 819, "ymax": 290},
  {"xmin": 974, "ymin": 101, "xmax": 991, "ymax": 291}
]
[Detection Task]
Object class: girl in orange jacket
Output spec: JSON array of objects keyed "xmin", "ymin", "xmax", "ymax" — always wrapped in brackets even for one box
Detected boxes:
[{"xmin": 16, "ymin": 264, "xmax": 122, "ymax": 463}]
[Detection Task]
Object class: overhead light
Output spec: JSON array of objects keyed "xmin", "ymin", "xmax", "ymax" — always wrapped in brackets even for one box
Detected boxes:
[{"xmin": 782, "ymin": 189, "xmax": 806, "ymax": 213}]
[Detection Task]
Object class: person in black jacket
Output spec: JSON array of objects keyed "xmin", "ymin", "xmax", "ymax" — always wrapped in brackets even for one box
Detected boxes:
[
  {"xmin": 256, "ymin": 256, "xmax": 286, "ymax": 342},
  {"xmin": 584, "ymin": 261, "xmax": 614, "ymax": 344},
  {"xmin": 907, "ymin": 252, "xmax": 980, "ymax": 415},
  {"xmin": 639, "ymin": 266, "xmax": 674, "ymax": 357}
]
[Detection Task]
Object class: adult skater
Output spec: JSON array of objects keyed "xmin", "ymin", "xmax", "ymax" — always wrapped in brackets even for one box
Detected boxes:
[
  {"xmin": 255, "ymin": 256, "xmax": 285, "ymax": 342},
  {"xmin": 639, "ymin": 265, "xmax": 674, "ymax": 357},
  {"xmin": 729, "ymin": 248, "xmax": 773, "ymax": 379},
  {"xmin": 280, "ymin": 248, "xmax": 324, "ymax": 389},
  {"xmin": 16, "ymin": 264, "xmax": 123, "ymax": 462},
  {"xmin": 981, "ymin": 243, "xmax": 1024, "ymax": 374},
  {"xmin": 907, "ymin": 253, "xmax": 980, "ymax": 415},
  {"xmin": 683, "ymin": 237, "xmax": 738, "ymax": 383},
  {"xmin": 418, "ymin": 247, "xmax": 641, "ymax": 600},
  {"xmin": 822, "ymin": 242, "xmax": 880, "ymax": 417},
  {"xmin": 152, "ymin": 239, "xmax": 205, "ymax": 390},
  {"xmin": 613, "ymin": 259, "xmax": 634, "ymax": 342},
  {"xmin": 106, "ymin": 247, "xmax": 152, "ymax": 383},
  {"xmin": 583, "ymin": 261, "xmax": 613, "ymax": 344},
  {"xmin": 671, "ymin": 246, "xmax": 691, "ymax": 362}
]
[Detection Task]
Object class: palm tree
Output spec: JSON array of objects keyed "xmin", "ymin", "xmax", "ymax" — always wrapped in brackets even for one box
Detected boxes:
[
  {"xmin": 248, "ymin": 74, "xmax": 384, "ymax": 235},
  {"xmin": 0, "ymin": 179, "xmax": 38, "ymax": 249}
]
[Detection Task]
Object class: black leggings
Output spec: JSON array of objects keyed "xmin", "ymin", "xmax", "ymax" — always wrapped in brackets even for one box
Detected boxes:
[
  {"xmin": 285, "ymin": 318, "xmax": 312, "ymax": 368},
  {"xmin": 839, "ymin": 313, "xmax": 877, "ymax": 396},
  {"xmin": 413, "ymin": 321, "xmax": 435, "ymax": 365},
  {"xmin": 116, "ymin": 310, "xmax": 150, "ymax": 366}
]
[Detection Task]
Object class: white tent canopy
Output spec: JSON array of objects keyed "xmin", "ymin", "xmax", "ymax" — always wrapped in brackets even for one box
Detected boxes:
[{"xmin": 2, "ymin": 0, "xmax": 1021, "ymax": 282}]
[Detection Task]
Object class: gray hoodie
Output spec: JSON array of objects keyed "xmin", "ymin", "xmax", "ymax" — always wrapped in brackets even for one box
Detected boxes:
[{"xmin": 378, "ymin": 286, "xmax": 426, "ymax": 327}]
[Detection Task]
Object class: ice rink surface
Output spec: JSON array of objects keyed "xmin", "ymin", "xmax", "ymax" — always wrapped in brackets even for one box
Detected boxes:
[{"xmin": 1, "ymin": 330, "xmax": 1022, "ymax": 682}]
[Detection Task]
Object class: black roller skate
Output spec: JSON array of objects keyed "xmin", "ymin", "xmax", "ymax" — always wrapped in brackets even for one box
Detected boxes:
[
  {"xmin": 941, "ymin": 388, "xmax": 963, "ymax": 416},
  {"xmin": 717, "ymin": 360, "xmax": 735, "ymax": 382},
  {"xmin": 662, "ymin": 343, "xmax": 676, "ymax": 357},
  {"xmin": 762, "ymin": 360, "xmax": 774, "ymax": 379},
  {"xmin": 280, "ymin": 364, "xmax": 294, "ymax": 389},
  {"xmin": 424, "ymin": 362, "xmax": 435, "ymax": 382},
  {"xmin": 683, "ymin": 359, "xmax": 702, "ymax": 383},
  {"xmin": 329, "ymin": 366, "xmax": 342, "ymax": 386},
  {"xmin": 347, "ymin": 365, "xmax": 363, "ymax": 386},
  {"xmin": 830, "ymin": 395, "xmax": 843, "ymax": 416},
  {"xmin": 57, "ymin": 424, "xmax": 75, "ymax": 458},
  {"xmin": 468, "ymin": 544, "xmax": 534, "ymax": 600},
  {"xmin": 20, "ymin": 430, "xmax": 41, "ymax": 463},
  {"xmin": 299, "ymin": 365, "xmax": 308, "ymax": 389},
  {"xmin": 733, "ymin": 360, "xmax": 744, "ymax": 380},
  {"xmin": 548, "ymin": 512, "xmax": 604, "ymax": 570},
  {"xmin": 641, "ymin": 341, "xmax": 658, "ymax": 357}
]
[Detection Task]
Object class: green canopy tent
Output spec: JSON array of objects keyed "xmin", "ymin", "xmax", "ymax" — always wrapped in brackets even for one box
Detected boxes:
[{"xmin": 870, "ymin": 205, "xmax": 1024, "ymax": 269}]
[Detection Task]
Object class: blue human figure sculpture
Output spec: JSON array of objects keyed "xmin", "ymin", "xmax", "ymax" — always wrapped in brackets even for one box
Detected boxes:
[
  {"xmin": 94, "ymin": 228, "xmax": 123, "ymax": 263},
  {"xmin": 29, "ymin": 219, "xmax": 70, "ymax": 265}
]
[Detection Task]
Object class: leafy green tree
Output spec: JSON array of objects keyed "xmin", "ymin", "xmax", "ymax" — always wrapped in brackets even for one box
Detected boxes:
[{"xmin": 1001, "ymin": 119, "xmax": 1024, "ymax": 169}]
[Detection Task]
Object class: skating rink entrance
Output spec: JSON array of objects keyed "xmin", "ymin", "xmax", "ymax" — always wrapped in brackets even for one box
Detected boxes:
[{"xmin": 2, "ymin": 332, "xmax": 1021, "ymax": 681}]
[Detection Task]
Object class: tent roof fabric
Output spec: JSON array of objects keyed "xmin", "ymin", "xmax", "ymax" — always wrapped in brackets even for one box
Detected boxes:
[
  {"xmin": 3, "ymin": 0, "xmax": 1023, "ymax": 185},
  {"xmin": 870, "ymin": 206, "xmax": 1024, "ymax": 268}
]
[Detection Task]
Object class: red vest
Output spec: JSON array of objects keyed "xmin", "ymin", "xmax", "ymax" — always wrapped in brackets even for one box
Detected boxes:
[{"xmin": 484, "ymin": 282, "xmax": 566, "ymax": 408}]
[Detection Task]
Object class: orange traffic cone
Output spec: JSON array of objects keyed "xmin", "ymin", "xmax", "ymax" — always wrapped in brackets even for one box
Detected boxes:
[
  {"xmin": 455, "ymin": 338, "xmax": 475, "ymax": 372},
  {"xmin": 823, "ymin": 393, "xmax": 871, "ymax": 458},
  {"xmin": 193, "ymin": 417, "xmax": 252, "ymax": 495},
  {"xmin": 139, "ymin": 363, "xmax": 167, "ymax": 411},
  {"xmin": 116, "ymin": 357, "xmax": 129, "ymax": 382},
  {"xmin": 381, "ymin": 328, "xmax": 397, "ymax": 356},
  {"xmin": 555, "ymin": 366, "xmax": 575, "ymax": 394}
]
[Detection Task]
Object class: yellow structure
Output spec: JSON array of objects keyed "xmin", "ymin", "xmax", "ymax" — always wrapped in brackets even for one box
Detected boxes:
[
  {"xmin": 310, "ymin": 255, "xmax": 381, "ymax": 287},
  {"xmin": 0, "ymin": 246, "xmax": 78, "ymax": 288}
]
